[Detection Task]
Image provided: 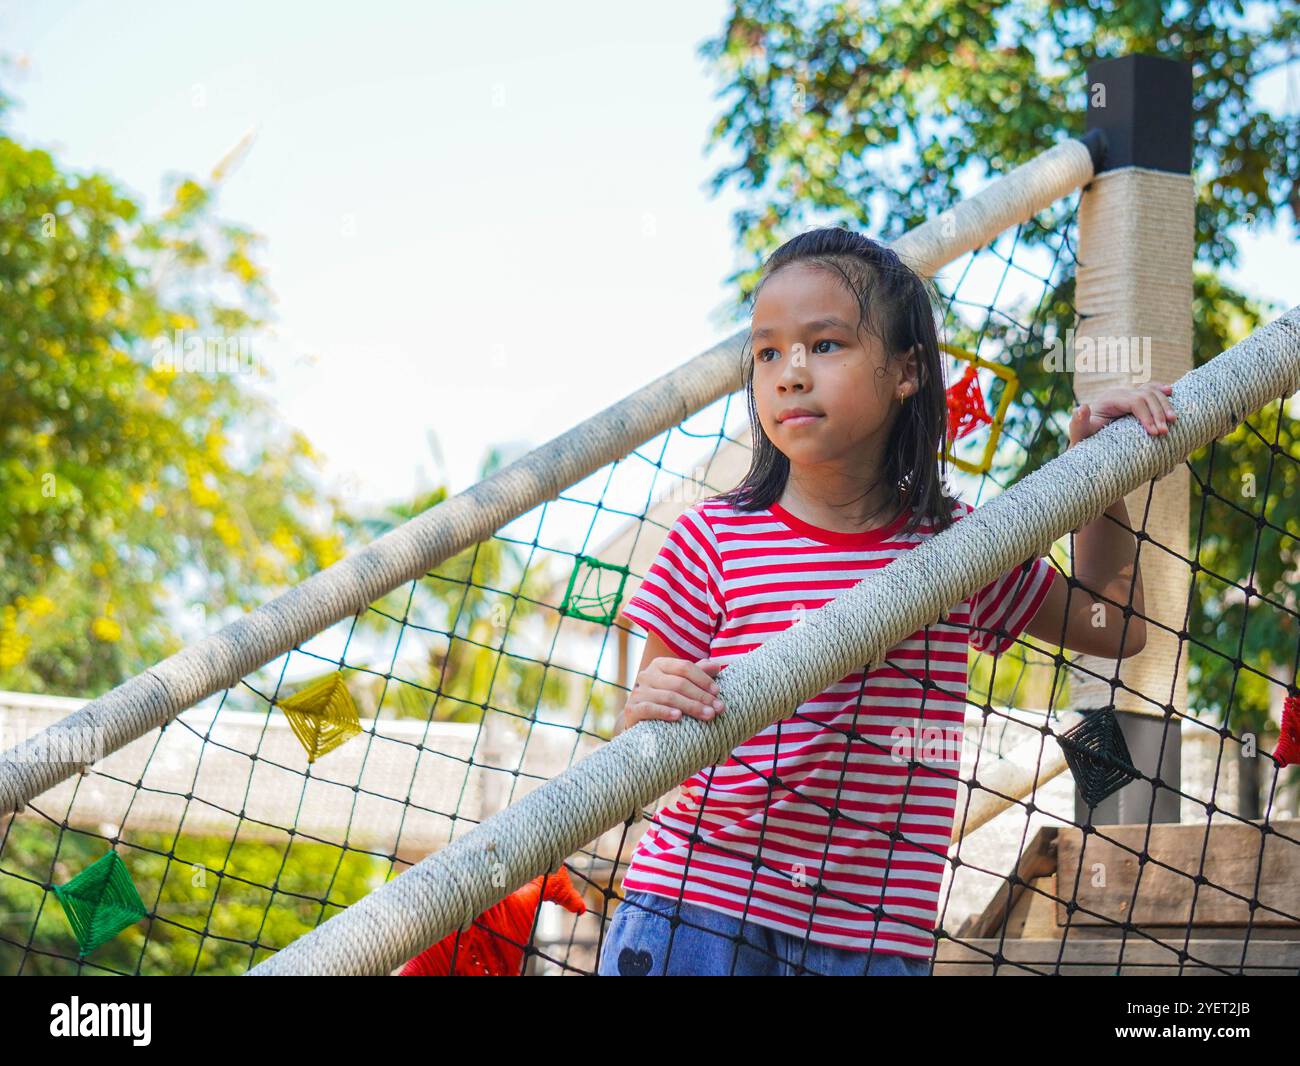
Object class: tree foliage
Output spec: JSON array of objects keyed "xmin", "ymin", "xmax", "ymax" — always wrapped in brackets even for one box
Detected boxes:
[
  {"xmin": 701, "ymin": 0, "xmax": 1297, "ymax": 294},
  {"xmin": 0, "ymin": 819, "xmax": 389, "ymax": 975},
  {"xmin": 0, "ymin": 95, "xmax": 349, "ymax": 696}
]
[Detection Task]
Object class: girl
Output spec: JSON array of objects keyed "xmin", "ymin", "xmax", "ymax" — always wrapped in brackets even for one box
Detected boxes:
[{"xmin": 598, "ymin": 227, "xmax": 1169, "ymax": 976}]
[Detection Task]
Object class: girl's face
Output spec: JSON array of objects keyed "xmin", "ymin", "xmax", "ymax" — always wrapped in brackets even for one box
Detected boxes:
[{"xmin": 750, "ymin": 262, "xmax": 918, "ymax": 468}]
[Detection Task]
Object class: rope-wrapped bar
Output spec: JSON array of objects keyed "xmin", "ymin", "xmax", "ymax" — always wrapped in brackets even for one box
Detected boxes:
[{"xmin": 248, "ymin": 306, "xmax": 1300, "ymax": 974}]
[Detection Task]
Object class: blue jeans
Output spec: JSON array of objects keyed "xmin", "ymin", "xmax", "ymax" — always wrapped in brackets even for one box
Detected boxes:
[{"xmin": 597, "ymin": 889, "xmax": 932, "ymax": 976}]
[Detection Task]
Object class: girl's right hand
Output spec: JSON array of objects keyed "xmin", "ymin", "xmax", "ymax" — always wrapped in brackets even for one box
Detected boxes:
[{"xmin": 621, "ymin": 657, "xmax": 727, "ymax": 729}]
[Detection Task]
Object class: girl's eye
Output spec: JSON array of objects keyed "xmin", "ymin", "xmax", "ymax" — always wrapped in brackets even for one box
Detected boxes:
[{"xmin": 757, "ymin": 339, "xmax": 840, "ymax": 362}]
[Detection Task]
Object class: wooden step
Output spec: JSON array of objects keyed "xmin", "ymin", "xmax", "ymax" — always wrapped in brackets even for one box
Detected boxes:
[{"xmin": 936, "ymin": 937, "xmax": 1300, "ymax": 975}]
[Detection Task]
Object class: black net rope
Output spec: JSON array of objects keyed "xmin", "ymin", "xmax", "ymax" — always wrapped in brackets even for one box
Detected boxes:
[{"xmin": 2, "ymin": 191, "xmax": 1298, "ymax": 976}]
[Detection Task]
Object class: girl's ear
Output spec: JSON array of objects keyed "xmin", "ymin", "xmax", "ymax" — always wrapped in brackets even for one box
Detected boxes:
[{"xmin": 901, "ymin": 344, "xmax": 924, "ymax": 393}]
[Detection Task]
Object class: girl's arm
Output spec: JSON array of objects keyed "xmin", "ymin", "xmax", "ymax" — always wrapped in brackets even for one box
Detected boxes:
[
  {"xmin": 1022, "ymin": 494, "xmax": 1147, "ymax": 658},
  {"xmin": 1021, "ymin": 382, "xmax": 1174, "ymax": 658}
]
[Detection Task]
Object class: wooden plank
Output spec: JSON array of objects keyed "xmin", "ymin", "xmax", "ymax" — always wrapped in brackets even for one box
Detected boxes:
[
  {"xmin": 0, "ymin": 700, "xmax": 624, "ymax": 860},
  {"xmin": 1016, "ymin": 876, "xmax": 1060, "ymax": 939},
  {"xmin": 1051, "ymin": 924, "xmax": 1300, "ymax": 940},
  {"xmin": 957, "ymin": 827, "xmax": 1058, "ymax": 938},
  {"xmin": 936, "ymin": 937, "xmax": 1300, "ymax": 975},
  {"xmin": 1055, "ymin": 819, "xmax": 1300, "ymax": 928}
]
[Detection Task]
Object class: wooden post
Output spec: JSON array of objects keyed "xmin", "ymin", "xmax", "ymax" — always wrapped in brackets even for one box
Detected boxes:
[{"xmin": 1069, "ymin": 54, "xmax": 1194, "ymax": 824}]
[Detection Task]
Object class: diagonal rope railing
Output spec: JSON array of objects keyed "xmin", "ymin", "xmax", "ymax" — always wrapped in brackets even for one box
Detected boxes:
[{"xmin": 245, "ymin": 305, "xmax": 1300, "ymax": 975}]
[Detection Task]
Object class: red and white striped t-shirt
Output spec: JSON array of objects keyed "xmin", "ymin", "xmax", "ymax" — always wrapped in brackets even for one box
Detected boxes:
[{"xmin": 617, "ymin": 495, "xmax": 1057, "ymax": 960}]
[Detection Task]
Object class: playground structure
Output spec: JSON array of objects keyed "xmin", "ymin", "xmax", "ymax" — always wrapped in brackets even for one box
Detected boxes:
[{"xmin": 2, "ymin": 54, "xmax": 1299, "ymax": 975}]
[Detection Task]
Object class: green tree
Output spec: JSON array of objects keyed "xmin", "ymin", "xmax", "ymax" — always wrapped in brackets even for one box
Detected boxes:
[
  {"xmin": 702, "ymin": 1, "xmax": 1296, "ymax": 293},
  {"xmin": 0, "ymin": 91, "xmax": 349, "ymax": 696},
  {"xmin": 0, "ymin": 820, "xmax": 389, "ymax": 975}
]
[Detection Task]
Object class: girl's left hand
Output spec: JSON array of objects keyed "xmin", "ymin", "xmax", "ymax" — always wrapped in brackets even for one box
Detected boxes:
[{"xmin": 1068, "ymin": 382, "xmax": 1177, "ymax": 447}]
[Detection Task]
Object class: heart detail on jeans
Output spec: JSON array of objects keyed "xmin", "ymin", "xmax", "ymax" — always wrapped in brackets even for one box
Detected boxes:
[{"xmin": 618, "ymin": 947, "xmax": 653, "ymax": 976}]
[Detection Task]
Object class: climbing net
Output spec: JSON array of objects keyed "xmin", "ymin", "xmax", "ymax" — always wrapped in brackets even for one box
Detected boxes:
[{"xmin": 2, "ymin": 139, "xmax": 1298, "ymax": 976}]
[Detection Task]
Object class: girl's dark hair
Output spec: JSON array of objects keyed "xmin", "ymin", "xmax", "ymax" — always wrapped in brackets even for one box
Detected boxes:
[{"xmin": 714, "ymin": 226, "xmax": 955, "ymax": 540}]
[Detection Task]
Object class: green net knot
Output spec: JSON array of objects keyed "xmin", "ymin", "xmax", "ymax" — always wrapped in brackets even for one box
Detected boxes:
[
  {"xmin": 559, "ymin": 554, "xmax": 630, "ymax": 625},
  {"xmin": 53, "ymin": 850, "xmax": 149, "ymax": 956}
]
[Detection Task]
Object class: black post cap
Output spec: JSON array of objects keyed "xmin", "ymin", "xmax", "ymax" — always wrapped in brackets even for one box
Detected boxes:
[{"xmin": 1085, "ymin": 54, "xmax": 1192, "ymax": 174}]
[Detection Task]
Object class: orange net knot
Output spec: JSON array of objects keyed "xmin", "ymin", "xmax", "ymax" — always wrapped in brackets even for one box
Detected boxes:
[
  {"xmin": 945, "ymin": 363, "xmax": 992, "ymax": 443},
  {"xmin": 1274, "ymin": 693, "xmax": 1300, "ymax": 768},
  {"xmin": 398, "ymin": 866, "xmax": 587, "ymax": 976}
]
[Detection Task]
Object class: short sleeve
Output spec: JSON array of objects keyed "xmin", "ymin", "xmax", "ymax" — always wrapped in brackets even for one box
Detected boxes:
[
  {"xmin": 969, "ymin": 555, "xmax": 1058, "ymax": 656},
  {"xmin": 619, "ymin": 505, "xmax": 724, "ymax": 662}
]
